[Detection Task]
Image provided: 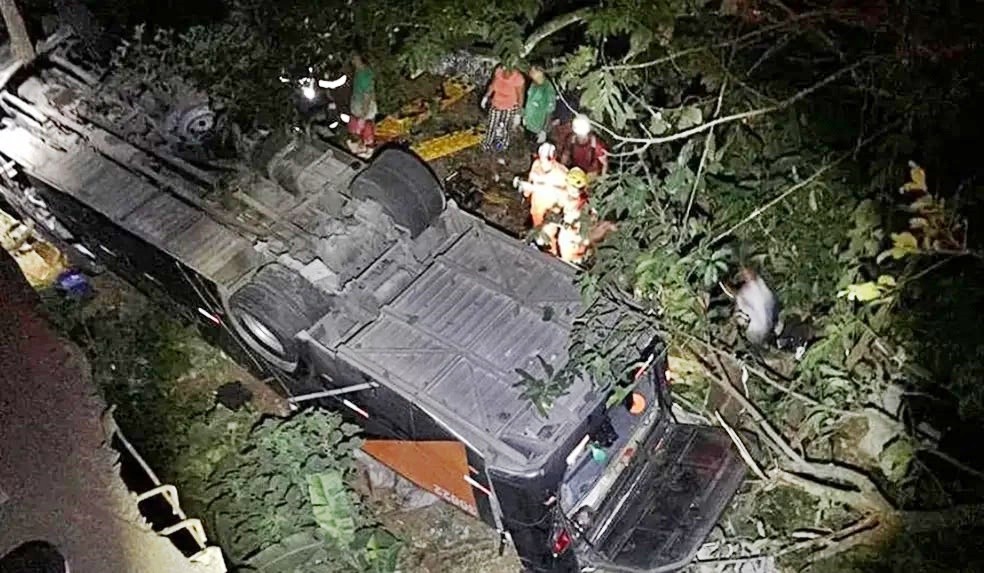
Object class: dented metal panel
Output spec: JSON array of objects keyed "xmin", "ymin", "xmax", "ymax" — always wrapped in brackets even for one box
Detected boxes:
[{"xmin": 338, "ymin": 225, "xmax": 600, "ymax": 466}]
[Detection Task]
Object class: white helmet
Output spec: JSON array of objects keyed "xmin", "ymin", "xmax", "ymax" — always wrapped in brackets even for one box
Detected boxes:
[
  {"xmin": 537, "ymin": 142, "xmax": 556, "ymax": 162},
  {"xmin": 572, "ymin": 114, "xmax": 592, "ymax": 137}
]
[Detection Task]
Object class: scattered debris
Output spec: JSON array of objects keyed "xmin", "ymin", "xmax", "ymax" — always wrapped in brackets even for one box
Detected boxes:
[{"xmin": 376, "ymin": 78, "xmax": 477, "ymax": 143}]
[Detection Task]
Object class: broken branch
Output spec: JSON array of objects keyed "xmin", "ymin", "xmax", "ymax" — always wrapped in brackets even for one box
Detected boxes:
[
  {"xmin": 603, "ymin": 10, "xmax": 832, "ymax": 71},
  {"xmin": 716, "ymin": 409, "xmax": 768, "ymax": 480},
  {"xmin": 521, "ymin": 8, "xmax": 592, "ymax": 57},
  {"xmin": 610, "ymin": 58, "xmax": 873, "ymax": 146},
  {"xmin": 709, "ymin": 118, "xmax": 899, "ymax": 245},
  {"xmin": 681, "ymin": 78, "xmax": 727, "ymax": 232}
]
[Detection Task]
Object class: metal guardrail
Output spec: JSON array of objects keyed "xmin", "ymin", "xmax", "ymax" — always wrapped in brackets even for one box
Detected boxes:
[{"xmin": 102, "ymin": 405, "xmax": 227, "ymax": 572}]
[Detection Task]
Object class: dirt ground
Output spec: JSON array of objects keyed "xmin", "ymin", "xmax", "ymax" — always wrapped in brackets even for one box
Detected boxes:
[{"xmin": 364, "ymin": 486, "xmax": 523, "ymax": 573}]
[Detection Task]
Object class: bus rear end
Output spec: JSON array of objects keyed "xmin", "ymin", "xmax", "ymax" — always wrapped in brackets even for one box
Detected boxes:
[{"xmin": 553, "ymin": 360, "xmax": 746, "ymax": 572}]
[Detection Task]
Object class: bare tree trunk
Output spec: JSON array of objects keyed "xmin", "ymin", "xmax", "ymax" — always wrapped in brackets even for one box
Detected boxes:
[{"xmin": 0, "ymin": 0, "xmax": 34, "ymax": 63}]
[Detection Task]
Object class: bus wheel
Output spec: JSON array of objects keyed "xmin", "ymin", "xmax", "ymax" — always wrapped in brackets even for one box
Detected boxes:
[{"xmin": 227, "ymin": 264, "xmax": 331, "ymax": 372}]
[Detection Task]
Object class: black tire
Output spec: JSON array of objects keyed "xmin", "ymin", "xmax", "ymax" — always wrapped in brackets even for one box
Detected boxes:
[
  {"xmin": 227, "ymin": 264, "xmax": 332, "ymax": 371},
  {"xmin": 349, "ymin": 147, "xmax": 445, "ymax": 237}
]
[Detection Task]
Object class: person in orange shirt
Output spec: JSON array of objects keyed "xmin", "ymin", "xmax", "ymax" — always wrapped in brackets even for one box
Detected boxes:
[
  {"xmin": 513, "ymin": 143, "xmax": 568, "ymax": 227},
  {"xmin": 481, "ymin": 65, "xmax": 526, "ymax": 152}
]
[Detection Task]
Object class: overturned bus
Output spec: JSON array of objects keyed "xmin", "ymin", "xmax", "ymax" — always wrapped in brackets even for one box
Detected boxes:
[{"xmin": 0, "ymin": 34, "xmax": 746, "ymax": 573}]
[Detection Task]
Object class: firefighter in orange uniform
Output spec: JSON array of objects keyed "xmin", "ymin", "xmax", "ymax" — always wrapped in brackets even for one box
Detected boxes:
[
  {"xmin": 556, "ymin": 167, "xmax": 618, "ymax": 264},
  {"xmin": 554, "ymin": 168, "xmax": 588, "ymax": 263},
  {"xmin": 514, "ymin": 142, "xmax": 568, "ymax": 227}
]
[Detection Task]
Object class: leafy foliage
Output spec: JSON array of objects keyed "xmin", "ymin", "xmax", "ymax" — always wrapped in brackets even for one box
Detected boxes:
[
  {"xmin": 307, "ymin": 471, "xmax": 358, "ymax": 547},
  {"xmin": 209, "ymin": 411, "xmax": 400, "ymax": 572},
  {"xmin": 41, "ymin": 289, "xmax": 396, "ymax": 572},
  {"xmin": 206, "ymin": 411, "xmax": 361, "ymax": 563}
]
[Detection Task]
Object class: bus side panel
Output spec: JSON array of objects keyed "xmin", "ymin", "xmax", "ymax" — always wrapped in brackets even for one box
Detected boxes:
[
  {"xmin": 26, "ymin": 179, "xmax": 285, "ymax": 384},
  {"xmin": 33, "ymin": 181, "xmax": 207, "ymax": 311},
  {"xmin": 307, "ymin": 349, "xmax": 496, "ymax": 526},
  {"xmin": 489, "ymin": 469, "xmax": 578, "ymax": 573}
]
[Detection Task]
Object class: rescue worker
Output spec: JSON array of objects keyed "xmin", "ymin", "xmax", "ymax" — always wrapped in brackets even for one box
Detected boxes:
[
  {"xmin": 562, "ymin": 166, "xmax": 590, "ymax": 214},
  {"xmin": 733, "ymin": 268, "xmax": 782, "ymax": 344},
  {"xmin": 552, "ymin": 167, "xmax": 589, "ymax": 261},
  {"xmin": 513, "ymin": 142, "xmax": 568, "ymax": 227},
  {"xmin": 522, "ymin": 66, "xmax": 557, "ymax": 145},
  {"xmin": 534, "ymin": 167, "xmax": 587, "ymax": 257},
  {"xmin": 556, "ymin": 208, "xmax": 590, "ymax": 264},
  {"xmin": 481, "ymin": 64, "xmax": 526, "ymax": 152},
  {"xmin": 555, "ymin": 167, "xmax": 618, "ymax": 264},
  {"xmin": 347, "ymin": 53, "xmax": 377, "ymax": 155},
  {"xmin": 560, "ymin": 114, "xmax": 609, "ymax": 177}
]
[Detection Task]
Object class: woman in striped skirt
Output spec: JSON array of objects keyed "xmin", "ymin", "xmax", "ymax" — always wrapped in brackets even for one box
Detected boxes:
[{"xmin": 480, "ymin": 65, "xmax": 526, "ymax": 152}]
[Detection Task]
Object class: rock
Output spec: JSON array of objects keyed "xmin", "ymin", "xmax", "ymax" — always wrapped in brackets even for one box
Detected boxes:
[
  {"xmin": 353, "ymin": 450, "xmax": 397, "ymax": 490},
  {"xmin": 858, "ymin": 409, "xmax": 899, "ymax": 460},
  {"xmin": 879, "ymin": 438, "xmax": 915, "ymax": 483},
  {"xmin": 215, "ymin": 381, "xmax": 252, "ymax": 411},
  {"xmin": 395, "ymin": 481, "xmax": 440, "ymax": 511},
  {"xmin": 352, "ymin": 451, "xmax": 439, "ymax": 510}
]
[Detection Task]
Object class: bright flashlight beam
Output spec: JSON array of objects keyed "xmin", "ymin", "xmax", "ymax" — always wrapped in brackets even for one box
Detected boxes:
[
  {"xmin": 302, "ymin": 85, "xmax": 317, "ymax": 100},
  {"xmin": 318, "ymin": 75, "xmax": 347, "ymax": 89}
]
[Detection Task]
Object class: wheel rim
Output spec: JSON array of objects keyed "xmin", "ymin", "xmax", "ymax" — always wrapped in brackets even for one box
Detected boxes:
[{"xmin": 238, "ymin": 312, "xmax": 286, "ymax": 357}]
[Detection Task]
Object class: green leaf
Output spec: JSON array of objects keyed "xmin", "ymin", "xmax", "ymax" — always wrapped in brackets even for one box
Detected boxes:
[
  {"xmin": 676, "ymin": 106, "xmax": 703, "ymax": 130},
  {"xmin": 837, "ymin": 282, "xmax": 882, "ymax": 302},
  {"xmin": 649, "ymin": 113, "xmax": 670, "ymax": 135},
  {"xmin": 307, "ymin": 472, "xmax": 357, "ymax": 549},
  {"xmin": 357, "ymin": 529, "xmax": 402, "ymax": 573},
  {"xmin": 876, "ymin": 274, "xmax": 897, "ymax": 287},
  {"xmin": 877, "ymin": 231, "xmax": 921, "ymax": 263},
  {"xmin": 243, "ymin": 530, "xmax": 332, "ymax": 572}
]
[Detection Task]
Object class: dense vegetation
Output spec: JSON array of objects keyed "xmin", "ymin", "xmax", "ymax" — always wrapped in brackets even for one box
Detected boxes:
[
  {"xmin": 34, "ymin": 0, "xmax": 984, "ymax": 570},
  {"xmin": 40, "ymin": 287, "xmax": 399, "ymax": 572}
]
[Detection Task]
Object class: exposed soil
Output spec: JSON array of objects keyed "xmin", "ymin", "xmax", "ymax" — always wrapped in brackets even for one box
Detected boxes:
[{"xmin": 364, "ymin": 488, "xmax": 523, "ymax": 573}]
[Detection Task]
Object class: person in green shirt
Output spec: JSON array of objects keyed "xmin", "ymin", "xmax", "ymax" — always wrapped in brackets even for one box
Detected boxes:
[
  {"xmin": 347, "ymin": 53, "xmax": 377, "ymax": 154},
  {"xmin": 523, "ymin": 66, "xmax": 557, "ymax": 144}
]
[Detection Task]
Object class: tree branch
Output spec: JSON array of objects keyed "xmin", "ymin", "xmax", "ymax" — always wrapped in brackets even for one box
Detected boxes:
[
  {"xmin": 696, "ymin": 336, "xmax": 864, "ymax": 418},
  {"xmin": 681, "ymin": 78, "xmax": 727, "ymax": 231},
  {"xmin": 802, "ymin": 517, "xmax": 888, "ymax": 564},
  {"xmin": 776, "ymin": 515, "xmax": 881, "ymax": 558},
  {"xmin": 708, "ymin": 118, "xmax": 898, "ymax": 245},
  {"xmin": 610, "ymin": 58, "xmax": 872, "ymax": 146},
  {"xmin": 716, "ymin": 409, "xmax": 767, "ymax": 480},
  {"xmin": 685, "ymin": 339, "xmax": 807, "ymax": 465},
  {"xmin": 0, "ymin": 0, "xmax": 35, "ymax": 63},
  {"xmin": 521, "ymin": 8, "xmax": 593, "ymax": 58},
  {"xmin": 603, "ymin": 10, "xmax": 832, "ymax": 71}
]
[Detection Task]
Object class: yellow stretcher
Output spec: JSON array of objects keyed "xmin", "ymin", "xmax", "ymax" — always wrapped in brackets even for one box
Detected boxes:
[
  {"xmin": 374, "ymin": 78, "xmax": 475, "ymax": 142},
  {"xmin": 411, "ymin": 128, "xmax": 484, "ymax": 162}
]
